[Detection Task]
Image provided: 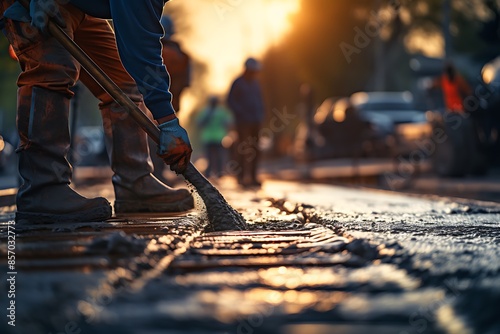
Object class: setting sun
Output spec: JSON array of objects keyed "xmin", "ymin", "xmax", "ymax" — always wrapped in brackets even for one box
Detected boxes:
[{"xmin": 167, "ymin": 0, "xmax": 300, "ymax": 113}]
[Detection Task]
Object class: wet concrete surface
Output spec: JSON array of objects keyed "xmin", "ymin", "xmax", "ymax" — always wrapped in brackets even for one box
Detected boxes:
[
  {"xmin": 183, "ymin": 164, "xmax": 247, "ymax": 232},
  {"xmin": 1, "ymin": 179, "xmax": 500, "ymax": 334}
]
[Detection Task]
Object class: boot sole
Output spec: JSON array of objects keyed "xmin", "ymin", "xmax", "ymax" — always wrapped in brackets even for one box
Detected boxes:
[
  {"xmin": 114, "ymin": 196, "xmax": 194, "ymax": 214},
  {"xmin": 15, "ymin": 205, "xmax": 113, "ymax": 225}
]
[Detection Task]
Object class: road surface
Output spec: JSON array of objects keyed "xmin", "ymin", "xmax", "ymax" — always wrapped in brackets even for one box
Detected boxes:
[{"xmin": 0, "ymin": 179, "xmax": 499, "ymax": 334}]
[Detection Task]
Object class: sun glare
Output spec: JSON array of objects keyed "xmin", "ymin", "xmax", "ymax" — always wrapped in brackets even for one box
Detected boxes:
[{"xmin": 167, "ymin": 0, "xmax": 300, "ymax": 114}]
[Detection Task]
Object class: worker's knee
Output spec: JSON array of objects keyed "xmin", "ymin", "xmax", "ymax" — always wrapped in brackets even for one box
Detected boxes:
[
  {"xmin": 3, "ymin": 9, "xmax": 82, "ymax": 97},
  {"xmin": 17, "ymin": 56, "xmax": 79, "ymax": 98},
  {"xmin": 16, "ymin": 40, "xmax": 80, "ymax": 97}
]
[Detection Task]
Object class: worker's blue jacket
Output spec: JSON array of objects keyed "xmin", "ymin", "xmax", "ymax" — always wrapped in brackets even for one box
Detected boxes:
[{"xmin": 227, "ymin": 76, "xmax": 265, "ymax": 124}]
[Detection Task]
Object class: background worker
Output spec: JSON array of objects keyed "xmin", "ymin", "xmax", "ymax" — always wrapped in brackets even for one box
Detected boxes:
[
  {"xmin": 439, "ymin": 61, "xmax": 473, "ymax": 113},
  {"xmin": 227, "ymin": 58, "xmax": 265, "ymax": 187},
  {"xmin": 196, "ymin": 96, "xmax": 233, "ymax": 180}
]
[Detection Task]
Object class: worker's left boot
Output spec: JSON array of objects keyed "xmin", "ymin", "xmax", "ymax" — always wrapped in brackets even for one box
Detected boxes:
[
  {"xmin": 101, "ymin": 103, "xmax": 194, "ymax": 214},
  {"xmin": 15, "ymin": 86, "xmax": 112, "ymax": 224}
]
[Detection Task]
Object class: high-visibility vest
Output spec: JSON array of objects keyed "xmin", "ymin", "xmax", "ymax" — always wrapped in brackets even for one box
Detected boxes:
[{"xmin": 441, "ymin": 75, "xmax": 464, "ymax": 112}]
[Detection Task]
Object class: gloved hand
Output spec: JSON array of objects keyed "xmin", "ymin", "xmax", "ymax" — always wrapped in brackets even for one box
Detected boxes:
[
  {"xmin": 30, "ymin": 0, "xmax": 66, "ymax": 32},
  {"xmin": 157, "ymin": 118, "xmax": 192, "ymax": 174}
]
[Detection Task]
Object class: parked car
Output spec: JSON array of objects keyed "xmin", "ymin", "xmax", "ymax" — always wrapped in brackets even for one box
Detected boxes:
[
  {"xmin": 294, "ymin": 92, "xmax": 432, "ymax": 162},
  {"xmin": 350, "ymin": 91, "xmax": 432, "ymax": 156},
  {"xmin": 294, "ymin": 97, "xmax": 391, "ymax": 161}
]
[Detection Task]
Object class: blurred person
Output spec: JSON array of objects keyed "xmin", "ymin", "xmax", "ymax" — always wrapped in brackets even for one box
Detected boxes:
[
  {"xmin": 428, "ymin": 61, "xmax": 487, "ymax": 176},
  {"xmin": 1, "ymin": 0, "xmax": 193, "ymax": 224},
  {"xmin": 150, "ymin": 14, "xmax": 191, "ymax": 184},
  {"xmin": 436, "ymin": 61, "xmax": 472, "ymax": 113},
  {"xmin": 159, "ymin": 15, "xmax": 190, "ymax": 113},
  {"xmin": 196, "ymin": 96, "xmax": 233, "ymax": 179},
  {"xmin": 227, "ymin": 58, "xmax": 265, "ymax": 187}
]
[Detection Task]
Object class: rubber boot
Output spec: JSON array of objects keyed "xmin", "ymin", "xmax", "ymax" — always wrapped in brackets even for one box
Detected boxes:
[
  {"xmin": 15, "ymin": 86, "xmax": 112, "ymax": 224},
  {"xmin": 101, "ymin": 103, "xmax": 194, "ymax": 213}
]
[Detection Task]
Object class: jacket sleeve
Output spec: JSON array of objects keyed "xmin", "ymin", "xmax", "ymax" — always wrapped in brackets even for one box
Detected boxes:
[{"xmin": 109, "ymin": 0, "xmax": 175, "ymax": 119}]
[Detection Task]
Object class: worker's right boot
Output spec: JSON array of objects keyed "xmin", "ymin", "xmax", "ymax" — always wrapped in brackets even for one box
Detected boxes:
[
  {"xmin": 15, "ymin": 86, "xmax": 112, "ymax": 224},
  {"xmin": 101, "ymin": 103, "xmax": 193, "ymax": 214}
]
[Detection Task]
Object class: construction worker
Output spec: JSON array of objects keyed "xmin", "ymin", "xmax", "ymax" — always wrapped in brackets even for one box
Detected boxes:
[
  {"xmin": 196, "ymin": 96, "xmax": 233, "ymax": 179},
  {"xmin": 439, "ymin": 61, "xmax": 472, "ymax": 113},
  {"xmin": 0, "ymin": 0, "xmax": 193, "ymax": 224},
  {"xmin": 160, "ymin": 15, "xmax": 190, "ymax": 113},
  {"xmin": 227, "ymin": 58, "xmax": 265, "ymax": 187}
]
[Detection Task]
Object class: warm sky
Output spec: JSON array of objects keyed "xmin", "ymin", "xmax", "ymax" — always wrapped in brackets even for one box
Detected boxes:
[{"xmin": 166, "ymin": 0, "xmax": 301, "ymax": 113}]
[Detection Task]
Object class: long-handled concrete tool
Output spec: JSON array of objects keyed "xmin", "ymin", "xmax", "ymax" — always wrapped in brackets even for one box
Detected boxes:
[{"xmin": 19, "ymin": 0, "xmax": 246, "ymax": 231}]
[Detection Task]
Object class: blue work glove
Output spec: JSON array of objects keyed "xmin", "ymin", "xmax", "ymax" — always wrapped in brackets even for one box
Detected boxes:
[
  {"xmin": 30, "ymin": 0, "xmax": 67, "ymax": 32},
  {"xmin": 157, "ymin": 118, "xmax": 192, "ymax": 174}
]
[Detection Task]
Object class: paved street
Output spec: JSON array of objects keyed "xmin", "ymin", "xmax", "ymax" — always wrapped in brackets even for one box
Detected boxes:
[{"xmin": 1, "ymin": 179, "xmax": 500, "ymax": 334}]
